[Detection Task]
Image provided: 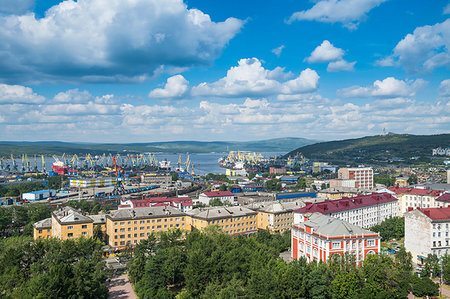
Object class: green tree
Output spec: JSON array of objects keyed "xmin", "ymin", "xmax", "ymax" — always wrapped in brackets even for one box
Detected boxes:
[
  {"xmin": 407, "ymin": 174, "xmax": 418, "ymax": 185},
  {"xmin": 442, "ymin": 254, "xmax": 450, "ymax": 284},
  {"xmin": 411, "ymin": 275, "xmax": 439, "ymax": 297},
  {"xmin": 218, "ymin": 184, "xmax": 227, "ymax": 191}
]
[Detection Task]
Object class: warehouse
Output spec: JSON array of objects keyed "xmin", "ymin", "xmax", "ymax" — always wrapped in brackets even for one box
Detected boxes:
[{"xmin": 22, "ymin": 189, "xmax": 56, "ymax": 201}]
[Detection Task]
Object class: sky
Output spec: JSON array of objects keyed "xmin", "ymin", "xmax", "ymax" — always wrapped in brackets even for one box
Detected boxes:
[{"xmin": 0, "ymin": 0, "xmax": 449, "ymax": 143}]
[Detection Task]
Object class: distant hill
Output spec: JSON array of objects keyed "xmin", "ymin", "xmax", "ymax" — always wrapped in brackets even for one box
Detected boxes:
[
  {"xmin": 0, "ymin": 137, "xmax": 318, "ymax": 156},
  {"xmin": 284, "ymin": 133, "xmax": 450, "ymax": 165}
]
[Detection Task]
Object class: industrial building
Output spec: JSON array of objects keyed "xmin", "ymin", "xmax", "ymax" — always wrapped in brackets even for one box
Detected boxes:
[
  {"xmin": 22, "ymin": 189, "xmax": 56, "ymax": 201},
  {"xmin": 69, "ymin": 177, "xmax": 116, "ymax": 188}
]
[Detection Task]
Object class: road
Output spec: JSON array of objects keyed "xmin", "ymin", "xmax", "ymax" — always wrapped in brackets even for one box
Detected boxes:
[{"xmin": 107, "ymin": 274, "xmax": 137, "ymax": 299}]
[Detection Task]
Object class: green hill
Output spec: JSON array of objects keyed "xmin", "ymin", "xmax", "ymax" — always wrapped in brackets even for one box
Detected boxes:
[
  {"xmin": 0, "ymin": 137, "xmax": 318, "ymax": 156},
  {"xmin": 284, "ymin": 133, "xmax": 450, "ymax": 165}
]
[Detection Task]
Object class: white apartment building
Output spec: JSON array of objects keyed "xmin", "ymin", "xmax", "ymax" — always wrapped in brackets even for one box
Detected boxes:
[
  {"xmin": 338, "ymin": 167, "xmax": 373, "ymax": 190},
  {"xmin": 388, "ymin": 187, "xmax": 448, "ymax": 215},
  {"xmin": 293, "ymin": 193, "xmax": 398, "ymax": 229},
  {"xmin": 405, "ymin": 207, "xmax": 450, "ymax": 264}
]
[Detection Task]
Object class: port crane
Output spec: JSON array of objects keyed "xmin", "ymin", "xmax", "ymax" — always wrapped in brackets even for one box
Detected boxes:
[{"xmin": 111, "ymin": 155, "xmax": 125, "ymax": 195}]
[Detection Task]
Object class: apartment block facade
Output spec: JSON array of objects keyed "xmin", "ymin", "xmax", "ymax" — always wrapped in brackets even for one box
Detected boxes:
[
  {"xmin": 187, "ymin": 206, "xmax": 258, "ymax": 235},
  {"xmin": 388, "ymin": 187, "xmax": 447, "ymax": 215},
  {"xmin": 291, "ymin": 213, "xmax": 380, "ymax": 263},
  {"xmin": 293, "ymin": 193, "xmax": 398, "ymax": 228},
  {"xmin": 405, "ymin": 207, "xmax": 450, "ymax": 264},
  {"xmin": 338, "ymin": 167, "xmax": 373, "ymax": 190},
  {"xmin": 105, "ymin": 206, "xmax": 189, "ymax": 248}
]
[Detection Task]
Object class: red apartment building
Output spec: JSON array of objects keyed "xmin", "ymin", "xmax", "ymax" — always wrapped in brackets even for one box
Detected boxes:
[{"xmin": 291, "ymin": 212, "xmax": 381, "ymax": 264}]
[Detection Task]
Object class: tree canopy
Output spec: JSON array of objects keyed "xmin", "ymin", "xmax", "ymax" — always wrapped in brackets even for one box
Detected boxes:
[{"xmin": 0, "ymin": 236, "xmax": 108, "ymax": 298}]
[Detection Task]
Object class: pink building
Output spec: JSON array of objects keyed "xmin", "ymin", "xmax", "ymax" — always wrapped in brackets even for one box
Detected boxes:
[
  {"xmin": 338, "ymin": 167, "xmax": 373, "ymax": 189},
  {"xmin": 119, "ymin": 196, "xmax": 193, "ymax": 212},
  {"xmin": 291, "ymin": 212, "xmax": 380, "ymax": 264}
]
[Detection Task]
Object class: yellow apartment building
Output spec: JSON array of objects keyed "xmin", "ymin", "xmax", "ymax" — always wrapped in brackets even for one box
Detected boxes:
[
  {"xmin": 105, "ymin": 206, "xmax": 190, "ymax": 248},
  {"xmin": 33, "ymin": 218, "xmax": 52, "ymax": 239},
  {"xmin": 249, "ymin": 201, "xmax": 304, "ymax": 233},
  {"xmin": 51, "ymin": 207, "xmax": 94, "ymax": 240},
  {"xmin": 187, "ymin": 206, "xmax": 258, "ymax": 235},
  {"xmin": 32, "ymin": 207, "xmax": 106, "ymax": 240}
]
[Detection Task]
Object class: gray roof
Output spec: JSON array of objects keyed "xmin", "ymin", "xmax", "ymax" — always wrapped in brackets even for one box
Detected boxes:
[
  {"xmin": 33, "ymin": 217, "xmax": 52, "ymax": 229},
  {"xmin": 299, "ymin": 213, "xmax": 378, "ymax": 238},
  {"xmin": 52, "ymin": 206, "xmax": 93, "ymax": 224},
  {"xmin": 187, "ymin": 206, "xmax": 257, "ymax": 220},
  {"xmin": 319, "ymin": 186, "xmax": 372, "ymax": 194},
  {"xmin": 88, "ymin": 214, "xmax": 107, "ymax": 225},
  {"xmin": 107, "ymin": 206, "xmax": 185, "ymax": 221},
  {"xmin": 246, "ymin": 200, "xmax": 305, "ymax": 213}
]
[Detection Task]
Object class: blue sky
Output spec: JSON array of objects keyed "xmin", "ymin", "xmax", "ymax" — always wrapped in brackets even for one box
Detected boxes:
[{"xmin": 0, "ymin": 0, "xmax": 448, "ymax": 142}]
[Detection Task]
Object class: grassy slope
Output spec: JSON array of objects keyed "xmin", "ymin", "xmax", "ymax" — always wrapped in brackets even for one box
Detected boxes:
[{"xmin": 284, "ymin": 133, "xmax": 450, "ymax": 165}]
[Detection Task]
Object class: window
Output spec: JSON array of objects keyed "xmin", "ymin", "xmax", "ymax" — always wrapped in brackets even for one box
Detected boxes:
[
  {"xmin": 38, "ymin": 230, "xmax": 42, "ymax": 233},
  {"xmin": 67, "ymin": 233, "xmax": 73, "ymax": 237},
  {"xmin": 120, "ymin": 234, "xmax": 125, "ymax": 239},
  {"xmin": 68, "ymin": 226, "xmax": 73, "ymax": 230},
  {"xmin": 367, "ymin": 239, "xmax": 375, "ymax": 247},
  {"xmin": 82, "ymin": 225, "xmax": 87, "ymax": 229},
  {"xmin": 82, "ymin": 232, "xmax": 87, "ymax": 236},
  {"xmin": 332, "ymin": 242, "xmax": 341, "ymax": 249}
]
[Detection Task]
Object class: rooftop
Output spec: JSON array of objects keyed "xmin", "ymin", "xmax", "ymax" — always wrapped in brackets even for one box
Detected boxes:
[
  {"xmin": 52, "ymin": 206, "xmax": 93, "ymax": 224},
  {"xmin": 187, "ymin": 206, "xmax": 256, "ymax": 220},
  {"xmin": 201, "ymin": 191, "xmax": 235, "ymax": 197},
  {"xmin": 294, "ymin": 192, "xmax": 397, "ymax": 215},
  {"xmin": 33, "ymin": 217, "xmax": 52, "ymax": 229},
  {"xmin": 24, "ymin": 189, "xmax": 56, "ymax": 194},
  {"xmin": 388, "ymin": 186, "xmax": 444, "ymax": 197},
  {"xmin": 296, "ymin": 212, "xmax": 378, "ymax": 238},
  {"xmin": 409, "ymin": 207, "xmax": 450, "ymax": 220},
  {"xmin": 107, "ymin": 206, "xmax": 185, "ymax": 221},
  {"xmin": 437, "ymin": 193, "xmax": 450, "ymax": 203},
  {"xmin": 246, "ymin": 200, "xmax": 305, "ymax": 213}
]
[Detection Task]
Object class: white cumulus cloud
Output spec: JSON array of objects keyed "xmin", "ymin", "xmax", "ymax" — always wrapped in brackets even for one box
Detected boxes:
[
  {"xmin": 149, "ymin": 75, "xmax": 189, "ymax": 98},
  {"xmin": 306, "ymin": 40, "xmax": 345, "ymax": 63},
  {"xmin": 0, "ymin": 83, "xmax": 45, "ymax": 104},
  {"xmin": 327, "ymin": 60, "xmax": 356, "ymax": 72},
  {"xmin": 287, "ymin": 0, "xmax": 388, "ymax": 30},
  {"xmin": 0, "ymin": 0, "xmax": 243, "ymax": 84},
  {"xmin": 377, "ymin": 19, "xmax": 450, "ymax": 74},
  {"xmin": 306, "ymin": 40, "xmax": 356, "ymax": 72},
  {"xmin": 337, "ymin": 77, "xmax": 427, "ymax": 98},
  {"xmin": 192, "ymin": 58, "xmax": 319, "ymax": 97}
]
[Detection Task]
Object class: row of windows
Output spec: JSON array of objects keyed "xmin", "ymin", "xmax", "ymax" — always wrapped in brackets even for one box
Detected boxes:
[
  {"xmin": 114, "ymin": 223, "xmax": 185, "ymax": 233},
  {"xmin": 67, "ymin": 224, "xmax": 88, "ymax": 230},
  {"xmin": 67, "ymin": 232, "xmax": 87, "ymax": 237},
  {"xmin": 114, "ymin": 217, "xmax": 185, "ymax": 226},
  {"xmin": 433, "ymin": 240, "xmax": 450, "ymax": 247}
]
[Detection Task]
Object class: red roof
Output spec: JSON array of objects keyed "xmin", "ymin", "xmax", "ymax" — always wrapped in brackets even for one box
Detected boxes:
[
  {"xmin": 413, "ymin": 207, "xmax": 450, "ymax": 220},
  {"xmin": 294, "ymin": 193, "xmax": 398, "ymax": 215},
  {"xmin": 202, "ymin": 191, "xmax": 234, "ymax": 197},
  {"xmin": 436, "ymin": 193, "xmax": 450, "ymax": 203},
  {"xmin": 388, "ymin": 187, "xmax": 443, "ymax": 197}
]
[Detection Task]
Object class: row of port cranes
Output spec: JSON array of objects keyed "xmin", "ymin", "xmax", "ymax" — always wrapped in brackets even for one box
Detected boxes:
[{"xmin": 0, "ymin": 152, "xmax": 167, "ymax": 173}]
